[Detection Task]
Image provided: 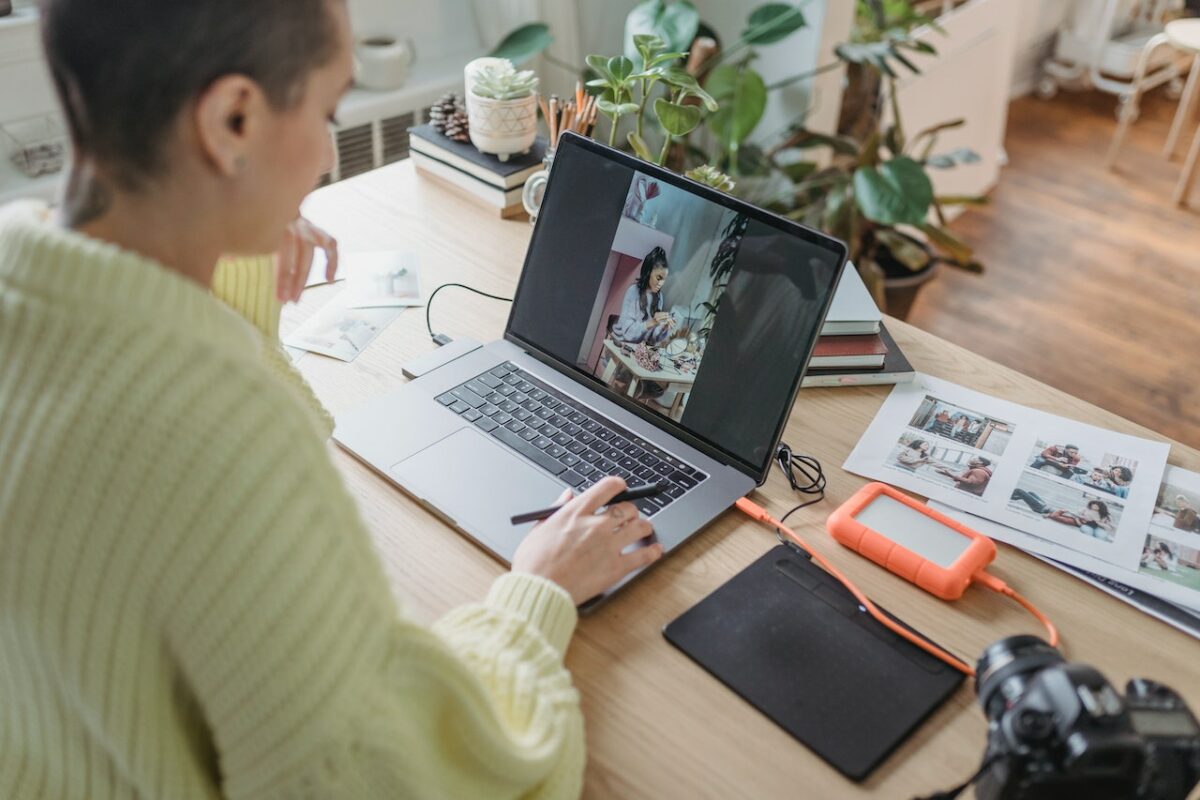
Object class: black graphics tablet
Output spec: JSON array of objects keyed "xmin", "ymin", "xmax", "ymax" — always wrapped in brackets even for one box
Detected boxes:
[{"xmin": 664, "ymin": 544, "xmax": 964, "ymax": 781}]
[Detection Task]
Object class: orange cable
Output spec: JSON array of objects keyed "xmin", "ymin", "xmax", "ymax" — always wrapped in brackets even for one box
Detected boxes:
[{"xmin": 736, "ymin": 497, "xmax": 1066, "ymax": 678}]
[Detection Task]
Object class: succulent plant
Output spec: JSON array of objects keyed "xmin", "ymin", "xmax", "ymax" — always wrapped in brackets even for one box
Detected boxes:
[
  {"xmin": 685, "ymin": 165, "xmax": 736, "ymax": 194},
  {"xmin": 470, "ymin": 60, "xmax": 538, "ymax": 101}
]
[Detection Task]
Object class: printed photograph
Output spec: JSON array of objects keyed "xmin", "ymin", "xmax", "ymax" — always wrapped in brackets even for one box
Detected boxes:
[
  {"xmin": 1023, "ymin": 440, "xmax": 1137, "ymax": 497},
  {"xmin": 1151, "ymin": 483, "xmax": 1200, "ymax": 536},
  {"xmin": 1007, "ymin": 471, "xmax": 1124, "ymax": 544},
  {"xmin": 574, "ymin": 170, "xmax": 749, "ymax": 423},
  {"xmin": 283, "ymin": 293, "xmax": 399, "ymax": 362},
  {"xmin": 907, "ymin": 396, "xmax": 1015, "ymax": 456},
  {"xmin": 887, "ymin": 431, "xmax": 994, "ymax": 496},
  {"xmin": 1138, "ymin": 534, "xmax": 1200, "ymax": 591}
]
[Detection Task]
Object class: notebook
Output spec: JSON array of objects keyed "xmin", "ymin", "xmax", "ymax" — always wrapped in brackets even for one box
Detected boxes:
[{"xmin": 663, "ymin": 544, "xmax": 964, "ymax": 781}]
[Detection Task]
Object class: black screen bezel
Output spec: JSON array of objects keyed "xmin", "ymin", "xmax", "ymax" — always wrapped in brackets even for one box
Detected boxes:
[{"xmin": 504, "ymin": 132, "xmax": 848, "ymax": 484}]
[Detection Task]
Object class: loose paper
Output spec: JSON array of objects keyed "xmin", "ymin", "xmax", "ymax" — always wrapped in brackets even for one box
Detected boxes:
[
  {"xmin": 342, "ymin": 251, "xmax": 422, "ymax": 309},
  {"xmin": 283, "ymin": 289, "xmax": 402, "ymax": 362},
  {"xmin": 844, "ymin": 374, "xmax": 1171, "ymax": 570}
]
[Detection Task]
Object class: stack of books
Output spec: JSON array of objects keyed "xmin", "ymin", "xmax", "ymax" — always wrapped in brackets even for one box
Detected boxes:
[
  {"xmin": 802, "ymin": 265, "xmax": 914, "ymax": 388},
  {"xmin": 408, "ymin": 124, "xmax": 547, "ymax": 219}
]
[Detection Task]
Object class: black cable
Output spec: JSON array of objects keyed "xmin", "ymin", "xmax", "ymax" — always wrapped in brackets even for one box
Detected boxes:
[
  {"xmin": 425, "ymin": 282, "xmax": 513, "ymax": 345},
  {"xmin": 775, "ymin": 443, "xmax": 827, "ymax": 523},
  {"xmin": 913, "ymin": 755, "xmax": 1000, "ymax": 800}
]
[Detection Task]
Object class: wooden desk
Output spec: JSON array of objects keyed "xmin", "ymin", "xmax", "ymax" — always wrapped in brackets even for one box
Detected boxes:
[{"xmin": 290, "ymin": 160, "xmax": 1200, "ymax": 800}]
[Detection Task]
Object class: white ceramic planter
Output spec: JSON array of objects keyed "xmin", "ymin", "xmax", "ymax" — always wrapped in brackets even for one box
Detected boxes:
[{"xmin": 466, "ymin": 92, "xmax": 538, "ymax": 162}]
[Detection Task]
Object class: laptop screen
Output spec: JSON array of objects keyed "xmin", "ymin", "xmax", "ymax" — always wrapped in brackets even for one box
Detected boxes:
[{"xmin": 506, "ymin": 134, "xmax": 846, "ymax": 479}]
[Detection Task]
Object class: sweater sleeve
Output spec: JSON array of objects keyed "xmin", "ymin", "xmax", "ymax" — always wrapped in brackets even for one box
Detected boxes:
[
  {"xmin": 210, "ymin": 255, "xmax": 333, "ymax": 436},
  {"xmin": 211, "ymin": 256, "xmax": 282, "ymax": 339},
  {"xmin": 159, "ymin": 373, "xmax": 584, "ymax": 800}
]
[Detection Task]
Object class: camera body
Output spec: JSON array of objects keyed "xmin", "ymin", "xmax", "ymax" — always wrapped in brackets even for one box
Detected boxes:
[{"xmin": 974, "ymin": 636, "xmax": 1200, "ymax": 800}]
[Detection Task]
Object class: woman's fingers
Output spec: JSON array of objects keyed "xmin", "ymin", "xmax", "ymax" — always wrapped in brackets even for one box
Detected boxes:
[
  {"xmin": 275, "ymin": 232, "xmax": 297, "ymax": 301},
  {"xmin": 294, "ymin": 236, "xmax": 315, "ymax": 300},
  {"xmin": 614, "ymin": 517, "xmax": 654, "ymax": 547},
  {"xmin": 571, "ymin": 476, "xmax": 628, "ymax": 516},
  {"xmin": 618, "ymin": 540, "xmax": 663, "ymax": 573}
]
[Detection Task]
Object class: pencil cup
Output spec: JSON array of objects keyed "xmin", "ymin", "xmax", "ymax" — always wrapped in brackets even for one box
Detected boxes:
[{"xmin": 521, "ymin": 148, "xmax": 555, "ymax": 223}]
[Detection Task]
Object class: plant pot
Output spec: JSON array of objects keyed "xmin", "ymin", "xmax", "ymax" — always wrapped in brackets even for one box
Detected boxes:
[
  {"xmin": 466, "ymin": 93, "xmax": 537, "ymax": 162},
  {"xmin": 881, "ymin": 258, "xmax": 940, "ymax": 321}
]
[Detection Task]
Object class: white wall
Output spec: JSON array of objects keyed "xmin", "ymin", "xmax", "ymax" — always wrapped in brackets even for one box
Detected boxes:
[{"xmin": 1009, "ymin": 0, "xmax": 1072, "ymax": 97}]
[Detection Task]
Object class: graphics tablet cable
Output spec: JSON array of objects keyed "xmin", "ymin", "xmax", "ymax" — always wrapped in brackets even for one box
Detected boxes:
[{"xmin": 734, "ymin": 495, "xmax": 1059, "ymax": 678}]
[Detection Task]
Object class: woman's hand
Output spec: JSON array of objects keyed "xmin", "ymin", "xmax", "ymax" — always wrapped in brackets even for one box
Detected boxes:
[
  {"xmin": 275, "ymin": 217, "xmax": 339, "ymax": 303},
  {"xmin": 511, "ymin": 477, "xmax": 663, "ymax": 605}
]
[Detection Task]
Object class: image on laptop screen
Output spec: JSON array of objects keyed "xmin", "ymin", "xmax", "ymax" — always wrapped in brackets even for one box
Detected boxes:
[
  {"xmin": 508, "ymin": 137, "xmax": 846, "ymax": 475},
  {"xmin": 577, "ymin": 171, "xmax": 747, "ymax": 424}
]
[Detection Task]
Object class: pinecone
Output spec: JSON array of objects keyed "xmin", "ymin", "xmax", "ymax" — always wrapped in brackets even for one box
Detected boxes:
[
  {"xmin": 441, "ymin": 108, "xmax": 470, "ymax": 143},
  {"xmin": 429, "ymin": 92, "xmax": 466, "ymax": 137}
]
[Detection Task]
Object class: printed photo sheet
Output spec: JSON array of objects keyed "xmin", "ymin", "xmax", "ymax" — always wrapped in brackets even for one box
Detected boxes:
[
  {"xmin": 929, "ymin": 464, "xmax": 1200, "ymax": 615},
  {"xmin": 844, "ymin": 374, "xmax": 1171, "ymax": 571}
]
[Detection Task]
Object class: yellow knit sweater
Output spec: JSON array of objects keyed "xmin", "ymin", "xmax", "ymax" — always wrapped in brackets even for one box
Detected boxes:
[{"xmin": 0, "ymin": 202, "xmax": 584, "ymax": 799}]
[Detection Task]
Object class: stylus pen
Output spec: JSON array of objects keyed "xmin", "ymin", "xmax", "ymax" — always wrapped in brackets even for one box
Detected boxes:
[{"xmin": 510, "ymin": 482, "xmax": 666, "ymax": 525}]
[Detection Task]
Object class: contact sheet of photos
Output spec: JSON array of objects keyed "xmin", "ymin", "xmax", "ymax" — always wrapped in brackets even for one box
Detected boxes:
[
  {"xmin": 844, "ymin": 375, "xmax": 1172, "ymax": 576},
  {"xmin": 930, "ymin": 465, "xmax": 1200, "ymax": 616}
]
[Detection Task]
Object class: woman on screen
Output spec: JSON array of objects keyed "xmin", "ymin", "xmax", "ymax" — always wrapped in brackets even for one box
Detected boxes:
[{"xmin": 613, "ymin": 246, "xmax": 677, "ymax": 346}]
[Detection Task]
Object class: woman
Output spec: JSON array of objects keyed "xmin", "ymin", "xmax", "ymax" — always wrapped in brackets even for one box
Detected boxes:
[
  {"xmin": 895, "ymin": 439, "xmax": 931, "ymax": 471},
  {"xmin": 1047, "ymin": 500, "xmax": 1115, "ymax": 540},
  {"xmin": 0, "ymin": 2, "xmax": 659, "ymax": 798},
  {"xmin": 612, "ymin": 246, "xmax": 676, "ymax": 346}
]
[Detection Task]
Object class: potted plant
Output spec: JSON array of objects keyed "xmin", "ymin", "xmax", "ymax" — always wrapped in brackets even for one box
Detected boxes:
[
  {"xmin": 773, "ymin": 0, "xmax": 986, "ymax": 315},
  {"xmin": 499, "ymin": 0, "xmax": 986, "ymax": 315},
  {"xmin": 464, "ymin": 58, "xmax": 539, "ymax": 161}
]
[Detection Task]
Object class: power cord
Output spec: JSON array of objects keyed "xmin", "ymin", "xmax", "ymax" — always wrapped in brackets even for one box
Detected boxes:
[
  {"xmin": 426, "ymin": 282, "xmax": 513, "ymax": 346},
  {"xmin": 774, "ymin": 443, "xmax": 827, "ymax": 523}
]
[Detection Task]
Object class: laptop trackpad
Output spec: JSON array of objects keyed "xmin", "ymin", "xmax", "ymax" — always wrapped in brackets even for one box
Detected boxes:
[{"xmin": 390, "ymin": 428, "xmax": 565, "ymax": 557}]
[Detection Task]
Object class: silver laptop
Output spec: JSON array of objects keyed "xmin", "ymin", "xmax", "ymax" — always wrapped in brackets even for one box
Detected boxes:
[{"xmin": 334, "ymin": 132, "xmax": 847, "ymax": 602}]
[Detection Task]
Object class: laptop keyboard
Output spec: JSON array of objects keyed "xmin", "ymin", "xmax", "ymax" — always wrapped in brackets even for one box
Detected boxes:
[{"xmin": 436, "ymin": 362, "xmax": 707, "ymax": 517}]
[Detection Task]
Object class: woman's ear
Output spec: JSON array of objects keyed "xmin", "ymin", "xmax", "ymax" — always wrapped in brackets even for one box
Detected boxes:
[{"xmin": 193, "ymin": 75, "xmax": 265, "ymax": 178}]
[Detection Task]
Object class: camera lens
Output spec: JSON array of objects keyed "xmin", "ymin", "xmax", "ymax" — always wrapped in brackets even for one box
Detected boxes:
[{"xmin": 976, "ymin": 635, "xmax": 1064, "ymax": 722}]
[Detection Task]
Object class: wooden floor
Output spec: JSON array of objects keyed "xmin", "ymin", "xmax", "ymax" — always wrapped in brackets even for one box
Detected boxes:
[{"xmin": 909, "ymin": 89, "xmax": 1200, "ymax": 448}]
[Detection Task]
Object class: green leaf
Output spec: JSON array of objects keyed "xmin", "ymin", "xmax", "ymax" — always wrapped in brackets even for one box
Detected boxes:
[
  {"xmin": 488, "ymin": 23, "xmax": 554, "ymax": 65},
  {"xmin": 786, "ymin": 128, "xmax": 860, "ymax": 156},
  {"xmin": 875, "ymin": 229, "xmax": 931, "ymax": 272},
  {"xmin": 706, "ymin": 65, "xmax": 767, "ymax": 149},
  {"xmin": 654, "ymin": 98, "xmax": 702, "ymax": 137},
  {"xmin": 596, "ymin": 99, "xmax": 639, "ymax": 117},
  {"xmin": 835, "ymin": 40, "xmax": 922, "ymax": 76},
  {"xmin": 608, "ymin": 55, "xmax": 635, "ymax": 83},
  {"xmin": 780, "ymin": 160, "xmax": 818, "ymax": 182},
  {"xmin": 919, "ymin": 223, "xmax": 974, "ymax": 263},
  {"xmin": 586, "ymin": 54, "xmax": 614, "ymax": 82},
  {"xmin": 633, "ymin": 33, "xmax": 667, "ymax": 61},
  {"xmin": 648, "ymin": 51, "xmax": 690, "ymax": 68},
  {"xmin": 627, "ymin": 131, "xmax": 654, "ymax": 161},
  {"xmin": 743, "ymin": 3, "xmax": 807, "ymax": 45},
  {"xmin": 852, "ymin": 156, "xmax": 933, "ymax": 226},
  {"xmin": 625, "ymin": 0, "xmax": 700, "ymax": 64},
  {"xmin": 926, "ymin": 148, "xmax": 981, "ymax": 169},
  {"xmin": 659, "ymin": 67, "xmax": 718, "ymax": 111},
  {"xmin": 936, "ymin": 194, "xmax": 988, "ymax": 206}
]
